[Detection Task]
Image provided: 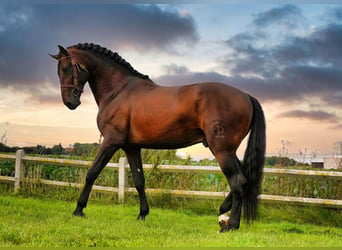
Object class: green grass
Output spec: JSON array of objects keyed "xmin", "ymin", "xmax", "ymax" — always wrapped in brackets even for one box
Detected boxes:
[{"xmin": 0, "ymin": 195, "xmax": 341, "ymax": 247}]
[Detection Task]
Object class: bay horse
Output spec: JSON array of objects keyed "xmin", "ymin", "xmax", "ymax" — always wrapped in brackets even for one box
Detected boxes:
[{"xmin": 50, "ymin": 43, "xmax": 266, "ymax": 232}]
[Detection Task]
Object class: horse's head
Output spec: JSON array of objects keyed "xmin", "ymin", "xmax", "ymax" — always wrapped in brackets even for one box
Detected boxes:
[{"xmin": 50, "ymin": 45, "xmax": 89, "ymax": 110}]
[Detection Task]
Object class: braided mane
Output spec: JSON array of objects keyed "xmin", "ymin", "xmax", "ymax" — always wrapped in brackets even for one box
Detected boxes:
[{"xmin": 70, "ymin": 43, "xmax": 150, "ymax": 80}]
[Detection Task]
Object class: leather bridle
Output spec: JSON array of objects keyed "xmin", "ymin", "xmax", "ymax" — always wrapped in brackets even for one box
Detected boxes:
[{"xmin": 58, "ymin": 56, "xmax": 88, "ymax": 96}]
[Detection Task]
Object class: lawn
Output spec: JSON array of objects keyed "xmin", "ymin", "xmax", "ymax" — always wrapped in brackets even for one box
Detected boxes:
[{"xmin": 0, "ymin": 195, "xmax": 341, "ymax": 247}]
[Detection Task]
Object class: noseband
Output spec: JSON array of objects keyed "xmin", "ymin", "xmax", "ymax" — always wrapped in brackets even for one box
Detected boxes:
[{"xmin": 58, "ymin": 56, "xmax": 88, "ymax": 95}]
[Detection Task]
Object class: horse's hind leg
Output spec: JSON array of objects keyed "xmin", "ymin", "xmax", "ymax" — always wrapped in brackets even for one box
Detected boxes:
[
  {"xmin": 124, "ymin": 147, "xmax": 149, "ymax": 220},
  {"xmin": 216, "ymin": 153, "xmax": 246, "ymax": 232}
]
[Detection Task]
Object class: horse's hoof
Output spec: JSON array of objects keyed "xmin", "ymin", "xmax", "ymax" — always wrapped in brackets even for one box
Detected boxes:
[
  {"xmin": 218, "ymin": 224, "xmax": 239, "ymax": 233},
  {"xmin": 218, "ymin": 214, "xmax": 229, "ymax": 229},
  {"xmin": 218, "ymin": 223, "xmax": 239, "ymax": 233},
  {"xmin": 73, "ymin": 210, "xmax": 85, "ymax": 218},
  {"xmin": 137, "ymin": 214, "xmax": 146, "ymax": 221},
  {"xmin": 218, "ymin": 214, "xmax": 239, "ymax": 232}
]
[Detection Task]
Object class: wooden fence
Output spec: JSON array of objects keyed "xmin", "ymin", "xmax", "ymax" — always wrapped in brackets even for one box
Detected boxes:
[{"xmin": 1, "ymin": 150, "xmax": 342, "ymax": 208}]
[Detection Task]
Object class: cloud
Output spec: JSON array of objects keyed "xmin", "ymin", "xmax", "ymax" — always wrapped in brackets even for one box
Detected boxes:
[
  {"xmin": 274, "ymin": 24, "xmax": 342, "ymax": 66},
  {"xmin": 222, "ymin": 6, "xmax": 342, "ymax": 109},
  {"xmin": 0, "ymin": 4, "xmax": 199, "ymax": 93},
  {"xmin": 330, "ymin": 124, "xmax": 342, "ymax": 130},
  {"xmin": 327, "ymin": 7, "xmax": 342, "ymax": 22},
  {"xmin": 157, "ymin": 64, "xmax": 231, "ymax": 86},
  {"xmin": 322, "ymin": 92, "xmax": 342, "ymax": 108},
  {"xmin": 149, "ymin": 5, "xmax": 342, "ymax": 127},
  {"xmin": 278, "ymin": 110, "xmax": 340, "ymax": 123},
  {"xmin": 162, "ymin": 63, "xmax": 190, "ymax": 75},
  {"xmin": 153, "ymin": 5, "xmax": 342, "ymax": 132},
  {"xmin": 252, "ymin": 4, "xmax": 304, "ymax": 29},
  {"xmin": 24, "ymin": 94, "xmax": 62, "ymax": 106}
]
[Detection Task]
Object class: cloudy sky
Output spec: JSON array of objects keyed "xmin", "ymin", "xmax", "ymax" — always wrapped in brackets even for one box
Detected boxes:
[{"xmin": 0, "ymin": 2, "xmax": 341, "ymax": 159}]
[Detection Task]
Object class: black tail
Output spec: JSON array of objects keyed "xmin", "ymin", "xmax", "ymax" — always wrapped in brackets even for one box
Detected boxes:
[{"xmin": 242, "ymin": 95, "xmax": 266, "ymax": 223}]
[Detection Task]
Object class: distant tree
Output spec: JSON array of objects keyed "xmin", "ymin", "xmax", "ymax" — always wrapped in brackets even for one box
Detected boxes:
[
  {"xmin": 265, "ymin": 156, "xmax": 297, "ymax": 167},
  {"xmin": 0, "ymin": 143, "xmax": 17, "ymax": 153},
  {"xmin": 265, "ymin": 156, "xmax": 277, "ymax": 166},
  {"xmin": 73, "ymin": 143, "xmax": 100, "ymax": 158},
  {"xmin": 51, "ymin": 143, "xmax": 64, "ymax": 155},
  {"xmin": 277, "ymin": 156, "xmax": 296, "ymax": 166}
]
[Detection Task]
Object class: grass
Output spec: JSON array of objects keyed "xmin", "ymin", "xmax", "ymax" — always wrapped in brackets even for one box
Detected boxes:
[{"xmin": 0, "ymin": 195, "xmax": 341, "ymax": 247}]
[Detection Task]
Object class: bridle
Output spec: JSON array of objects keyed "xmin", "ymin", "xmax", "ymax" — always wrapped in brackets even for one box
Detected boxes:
[{"xmin": 58, "ymin": 56, "xmax": 89, "ymax": 96}]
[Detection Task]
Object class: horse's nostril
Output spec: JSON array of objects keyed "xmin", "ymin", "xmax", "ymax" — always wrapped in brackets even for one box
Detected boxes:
[{"xmin": 72, "ymin": 88, "xmax": 81, "ymax": 97}]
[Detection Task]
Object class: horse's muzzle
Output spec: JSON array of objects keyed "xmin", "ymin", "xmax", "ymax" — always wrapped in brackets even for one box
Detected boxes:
[{"xmin": 64, "ymin": 99, "xmax": 80, "ymax": 110}]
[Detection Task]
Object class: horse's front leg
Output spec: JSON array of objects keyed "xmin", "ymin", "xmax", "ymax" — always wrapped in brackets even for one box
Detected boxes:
[
  {"xmin": 73, "ymin": 141, "xmax": 118, "ymax": 217},
  {"xmin": 124, "ymin": 147, "xmax": 149, "ymax": 220}
]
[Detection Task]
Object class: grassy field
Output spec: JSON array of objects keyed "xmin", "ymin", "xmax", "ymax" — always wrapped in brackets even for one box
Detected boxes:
[{"xmin": 0, "ymin": 195, "xmax": 341, "ymax": 247}]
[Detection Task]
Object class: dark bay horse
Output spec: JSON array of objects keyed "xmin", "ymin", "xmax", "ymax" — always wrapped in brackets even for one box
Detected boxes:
[{"xmin": 50, "ymin": 43, "xmax": 266, "ymax": 232}]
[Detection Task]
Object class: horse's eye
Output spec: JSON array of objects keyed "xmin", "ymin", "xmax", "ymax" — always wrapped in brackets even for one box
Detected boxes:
[{"xmin": 62, "ymin": 67, "xmax": 68, "ymax": 73}]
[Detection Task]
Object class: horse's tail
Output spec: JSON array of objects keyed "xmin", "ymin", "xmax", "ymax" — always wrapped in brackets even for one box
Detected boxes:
[{"xmin": 242, "ymin": 95, "xmax": 266, "ymax": 223}]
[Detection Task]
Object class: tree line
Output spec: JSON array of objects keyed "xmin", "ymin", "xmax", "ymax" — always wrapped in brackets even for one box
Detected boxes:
[
  {"xmin": 0, "ymin": 143, "xmax": 64, "ymax": 155},
  {"xmin": 0, "ymin": 142, "xmax": 298, "ymax": 166},
  {"xmin": 0, "ymin": 142, "xmax": 206, "ymax": 165}
]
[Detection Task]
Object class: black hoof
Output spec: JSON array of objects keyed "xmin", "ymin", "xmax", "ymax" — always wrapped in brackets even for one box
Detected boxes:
[
  {"xmin": 73, "ymin": 210, "xmax": 85, "ymax": 218},
  {"xmin": 218, "ymin": 224, "xmax": 239, "ymax": 233},
  {"xmin": 137, "ymin": 214, "xmax": 146, "ymax": 221},
  {"xmin": 137, "ymin": 208, "xmax": 149, "ymax": 221}
]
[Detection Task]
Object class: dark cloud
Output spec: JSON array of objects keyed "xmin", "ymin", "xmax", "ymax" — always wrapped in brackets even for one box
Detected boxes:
[
  {"xmin": 322, "ymin": 92, "xmax": 342, "ymax": 108},
  {"xmin": 278, "ymin": 110, "xmax": 340, "ymax": 123},
  {"xmin": 274, "ymin": 24, "xmax": 342, "ymax": 66},
  {"xmin": 231, "ymin": 65, "xmax": 342, "ymax": 103},
  {"xmin": 252, "ymin": 4, "xmax": 304, "ymax": 29},
  {"xmin": 0, "ymin": 4, "xmax": 198, "ymax": 92}
]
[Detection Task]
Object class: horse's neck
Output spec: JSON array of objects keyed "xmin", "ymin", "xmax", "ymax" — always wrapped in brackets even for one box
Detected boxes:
[
  {"xmin": 74, "ymin": 50, "xmax": 155, "ymax": 107},
  {"xmin": 87, "ymin": 56, "xmax": 154, "ymax": 107},
  {"xmin": 88, "ymin": 71, "xmax": 126, "ymax": 107}
]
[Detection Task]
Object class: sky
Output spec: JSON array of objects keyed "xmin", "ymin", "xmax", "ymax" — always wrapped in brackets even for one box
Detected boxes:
[{"xmin": 0, "ymin": 2, "xmax": 341, "ymax": 160}]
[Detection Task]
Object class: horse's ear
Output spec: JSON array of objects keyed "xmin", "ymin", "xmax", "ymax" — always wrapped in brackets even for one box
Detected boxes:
[
  {"xmin": 49, "ymin": 53, "xmax": 60, "ymax": 60},
  {"xmin": 58, "ymin": 45, "xmax": 69, "ymax": 56},
  {"xmin": 49, "ymin": 45, "xmax": 69, "ymax": 60}
]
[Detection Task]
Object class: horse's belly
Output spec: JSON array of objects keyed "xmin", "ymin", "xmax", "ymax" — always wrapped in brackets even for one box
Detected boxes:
[{"xmin": 129, "ymin": 125, "xmax": 204, "ymax": 149}]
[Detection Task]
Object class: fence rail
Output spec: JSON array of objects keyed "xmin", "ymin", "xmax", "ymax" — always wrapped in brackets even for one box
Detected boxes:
[{"xmin": 1, "ymin": 150, "xmax": 342, "ymax": 208}]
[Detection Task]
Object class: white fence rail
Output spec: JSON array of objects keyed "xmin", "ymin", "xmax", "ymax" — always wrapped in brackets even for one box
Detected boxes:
[{"xmin": 1, "ymin": 150, "xmax": 342, "ymax": 208}]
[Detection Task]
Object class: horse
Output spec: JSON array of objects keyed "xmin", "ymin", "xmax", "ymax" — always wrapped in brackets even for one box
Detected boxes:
[{"xmin": 50, "ymin": 43, "xmax": 266, "ymax": 232}]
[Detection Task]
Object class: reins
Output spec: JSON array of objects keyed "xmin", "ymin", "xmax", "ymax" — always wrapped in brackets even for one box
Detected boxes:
[{"xmin": 58, "ymin": 56, "xmax": 89, "ymax": 94}]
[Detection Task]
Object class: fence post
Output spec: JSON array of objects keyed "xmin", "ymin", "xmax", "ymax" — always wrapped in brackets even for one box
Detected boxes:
[
  {"xmin": 118, "ymin": 157, "xmax": 128, "ymax": 203},
  {"xmin": 15, "ymin": 149, "xmax": 25, "ymax": 193}
]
